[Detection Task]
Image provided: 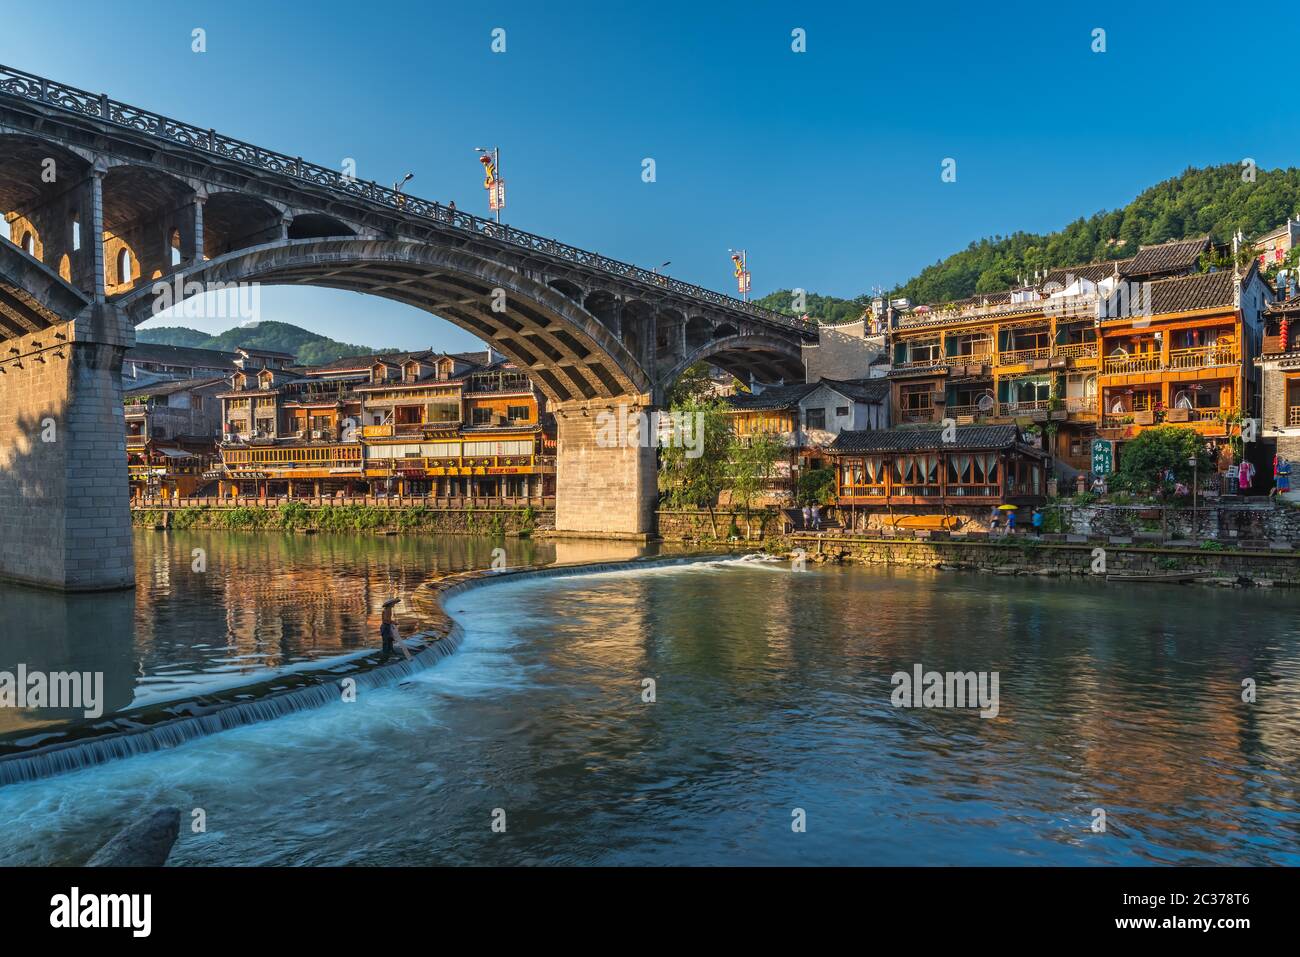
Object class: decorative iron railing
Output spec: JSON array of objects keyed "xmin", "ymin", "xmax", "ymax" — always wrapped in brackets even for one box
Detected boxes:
[{"xmin": 0, "ymin": 63, "xmax": 806, "ymax": 331}]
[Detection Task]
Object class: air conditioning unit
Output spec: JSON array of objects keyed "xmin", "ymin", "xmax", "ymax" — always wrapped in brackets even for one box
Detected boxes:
[
  {"xmin": 311, "ymin": 430, "xmax": 325, "ymax": 440},
  {"xmin": 222, "ymin": 433, "xmax": 235, "ymax": 442}
]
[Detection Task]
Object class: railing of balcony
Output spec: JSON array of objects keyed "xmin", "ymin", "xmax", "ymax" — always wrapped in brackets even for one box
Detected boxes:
[
  {"xmin": 1102, "ymin": 353, "xmax": 1162, "ymax": 374},
  {"xmin": 0, "ymin": 62, "xmax": 804, "ymax": 329},
  {"xmin": 1168, "ymin": 346, "xmax": 1238, "ymax": 370},
  {"xmin": 900, "ymin": 407, "xmax": 938, "ymax": 423},
  {"xmin": 1054, "ymin": 342, "xmax": 1098, "ymax": 360},
  {"xmin": 944, "ymin": 351, "xmax": 994, "ymax": 365},
  {"xmin": 998, "ymin": 399, "xmax": 1050, "ymax": 416},
  {"xmin": 998, "ymin": 346, "xmax": 1052, "ymax": 365}
]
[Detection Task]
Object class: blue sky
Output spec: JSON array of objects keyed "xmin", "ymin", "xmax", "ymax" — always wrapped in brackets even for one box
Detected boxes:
[{"xmin": 3, "ymin": 0, "xmax": 1294, "ymax": 352}]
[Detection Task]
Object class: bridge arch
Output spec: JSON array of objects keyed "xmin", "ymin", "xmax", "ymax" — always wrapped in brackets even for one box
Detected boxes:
[
  {"xmin": 203, "ymin": 191, "xmax": 285, "ymax": 259},
  {"xmin": 101, "ymin": 164, "xmax": 195, "ymax": 292},
  {"xmin": 115, "ymin": 237, "xmax": 653, "ymax": 403},
  {"xmin": 657, "ymin": 332, "xmax": 804, "ymax": 397}
]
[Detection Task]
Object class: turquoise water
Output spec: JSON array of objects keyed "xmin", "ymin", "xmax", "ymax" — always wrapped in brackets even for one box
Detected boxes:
[
  {"xmin": 2, "ymin": 550, "xmax": 1298, "ymax": 865},
  {"xmin": 0, "ymin": 530, "xmax": 554, "ymax": 738}
]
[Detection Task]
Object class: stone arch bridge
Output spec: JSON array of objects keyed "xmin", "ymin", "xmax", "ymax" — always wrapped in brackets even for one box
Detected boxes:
[{"xmin": 0, "ymin": 64, "xmax": 810, "ymax": 590}]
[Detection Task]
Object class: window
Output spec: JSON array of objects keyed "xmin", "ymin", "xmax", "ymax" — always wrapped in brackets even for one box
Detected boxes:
[
  {"xmin": 116, "ymin": 247, "xmax": 132, "ymax": 285},
  {"xmin": 835, "ymin": 406, "xmax": 849, "ymax": 417},
  {"xmin": 507, "ymin": 405, "xmax": 530, "ymax": 422},
  {"xmin": 21, "ymin": 232, "xmax": 34, "ymax": 256},
  {"xmin": 71, "ymin": 213, "xmax": 81, "ymax": 251},
  {"xmin": 908, "ymin": 340, "xmax": 940, "ymax": 364},
  {"xmin": 472, "ymin": 407, "xmax": 493, "ymax": 425},
  {"xmin": 169, "ymin": 229, "xmax": 182, "ymax": 266},
  {"xmin": 805, "ymin": 408, "xmax": 826, "ymax": 430}
]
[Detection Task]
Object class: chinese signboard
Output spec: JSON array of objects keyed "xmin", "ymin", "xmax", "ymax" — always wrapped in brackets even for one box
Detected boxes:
[
  {"xmin": 489, "ymin": 182, "xmax": 505, "ymax": 211},
  {"xmin": 1091, "ymin": 438, "xmax": 1114, "ymax": 475}
]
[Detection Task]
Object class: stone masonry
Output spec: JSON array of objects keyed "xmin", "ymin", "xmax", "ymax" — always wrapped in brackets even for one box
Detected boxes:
[
  {"xmin": 554, "ymin": 398, "xmax": 657, "ymax": 538},
  {"xmin": 0, "ymin": 307, "xmax": 134, "ymax": 590}
]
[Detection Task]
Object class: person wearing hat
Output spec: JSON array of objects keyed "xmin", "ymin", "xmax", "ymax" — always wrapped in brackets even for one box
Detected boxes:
[{"xmin": 381, "ymin": 598, "xmax": 412, "ymax": 660}]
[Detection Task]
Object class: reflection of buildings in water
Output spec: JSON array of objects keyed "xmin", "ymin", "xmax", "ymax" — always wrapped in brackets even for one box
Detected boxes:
[
  {"xmin": 552, "ymin": 540, "xmax": 646, "ymax": 567},
  {"xmin": 0, "ymin": 587, "xmax": 136, "ymax": 736}
]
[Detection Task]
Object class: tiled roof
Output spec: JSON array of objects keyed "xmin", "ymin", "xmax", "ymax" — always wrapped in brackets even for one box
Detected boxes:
[
  {"xmin": 1042, "ymin": 257, "xmax": 1133, "ymax": 288},
  {"xmin": 725, "ymin": 382, "xmax": 817, "ymax": 412},
  {"xmin": 125, "ymin": 343, "xmax": 240, "ymax": 369},
  {"xmin": 1123, "ymin": 236, "xmax": 1209, "ymax": 279},
  {"xmin": 1144, "ymin": 269, "xmax": 1236, "ymax": 315},
  {"xmin": 830, "ymin": 424, "xmax": 1031, "ymax": 454},
  {"xmin": 1265, "ymin": 294, "xmax": 1300, "ymax": 316},
  {"xmin": 307, "ymin": 350, "xmax": 434, "ymax": 373},
  {"xmin": 123, "ymin": 376, "xmax": 226, "ymax": 399},
  {"xmin": 819, "ymin": 378, "xmax": 891, "ymax": 403}
]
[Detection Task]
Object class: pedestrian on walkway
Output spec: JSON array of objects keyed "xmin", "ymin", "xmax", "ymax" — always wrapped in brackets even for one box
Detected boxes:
[
  {"xmin": 811, "ymin": 503, "xmax": 822, "ymax": 531},
  {"xmin": 802, "ymin": 504, "xmax": 812, "ymax": 530},
  {"xmin": 1031, "ymin": 507, "xmax": 1043, "ymax": 536}
]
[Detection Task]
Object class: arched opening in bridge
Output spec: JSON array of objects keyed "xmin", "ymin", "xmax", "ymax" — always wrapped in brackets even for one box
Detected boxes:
[
  {"xmin": 170, "ymin": 229, "xmax": 183, "ymax": 267},
  {"xmin": 204, "ymin": 192, "xmax": 284, "ymax": 259},
  {"xmin": 102, "ymin": 164, "xmax": 195, "ymax": 291},
  {"xmin": 0, "ymin": 135, "xmax": 91, "ymax": 282},
  {"xmin": 287, "ymin": 214, "xmax": 355, "ymax": 240},
  {"xmin": 685, "ymin": 315, "xmax": 712, "ymax": 350},
  {"xmin": 58, "ymin": 254, "xmax": 70, "ymax": 282}
]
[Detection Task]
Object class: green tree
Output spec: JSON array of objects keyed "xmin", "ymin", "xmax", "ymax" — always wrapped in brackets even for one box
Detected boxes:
[
  {"xmin": 665, "ymin": 361, "xmax": 724, "ymax": 406},
  {"xmin": 657, "ymin": 398, "xmax": 731, "ymax": 536},
  {"xmin": 1117, "ymin": 426, "xmax": 1213, "ymax": 490},
  {"xmin": 797, "ymin": 466, "xmax": 836, "ymax": 506},
  {"xmin": 726, "ymin": 432, "xmax": 785, "ymax": 539}
]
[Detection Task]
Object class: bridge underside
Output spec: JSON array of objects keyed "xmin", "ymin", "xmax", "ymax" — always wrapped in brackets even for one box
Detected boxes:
[{"xmin": 0, "ymin": 108, "xmax": 810, "ymax": 584}]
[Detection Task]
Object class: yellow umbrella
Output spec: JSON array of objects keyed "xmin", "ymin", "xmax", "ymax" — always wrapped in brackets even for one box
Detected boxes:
[{"xmin": 997, "ymin": 504, "xmax": 1018, "ymax": 510}]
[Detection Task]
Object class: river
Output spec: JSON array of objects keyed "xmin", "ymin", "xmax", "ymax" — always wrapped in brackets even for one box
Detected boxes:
[{"xmin": 1, "ymin": 532, "xmax": 1298, "ymax": 865}]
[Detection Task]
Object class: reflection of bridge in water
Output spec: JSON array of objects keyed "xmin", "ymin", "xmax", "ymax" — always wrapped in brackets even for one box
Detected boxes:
[{"xmin": 0, "ymin": 63, "xmax": 811, "ymax": 590}]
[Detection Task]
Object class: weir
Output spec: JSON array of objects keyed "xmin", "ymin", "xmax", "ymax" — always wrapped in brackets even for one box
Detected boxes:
[{"xmin": 0, "ymin": 554, "xmax": 722, "ymax": 786}]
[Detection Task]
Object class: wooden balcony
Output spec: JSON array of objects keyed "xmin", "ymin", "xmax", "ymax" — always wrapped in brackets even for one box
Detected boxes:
[
  {"xmin": 998, "ymin": 346, "xmax": 1051, "ymax": 365},
  {"xmin": 1103, "ymin": 353, "xmax": 1162, "ymax": 375},
  {"xmin": 998, "ymin": 399, "xmax": 1050, "ymax": 416},
  {"xmin": 1054, "ymin": 342, "xmax": 1098, "ymax": 360},
  {"xmin": 1103, "ymin": 346, "xmax": 1238, "ymax": 376},
  {"xmin": 1168, "ymin": 345, "xmax": 1237, "ymax": 370}
]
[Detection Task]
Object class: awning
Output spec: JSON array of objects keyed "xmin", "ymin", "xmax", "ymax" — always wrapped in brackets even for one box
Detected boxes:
[{"xmin": 155, "ymin": 447, "xmax": 195, "ymax": 459}]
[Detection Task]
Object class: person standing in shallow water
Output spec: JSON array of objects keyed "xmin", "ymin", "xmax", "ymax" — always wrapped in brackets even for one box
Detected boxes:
[{"xmin": 381, "ymin": 598, "xmax": 412, "ymax": 660}]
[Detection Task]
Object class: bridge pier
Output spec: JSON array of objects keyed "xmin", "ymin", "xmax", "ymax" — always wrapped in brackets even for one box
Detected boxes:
[
  {"xmin": 553, "ymin": 397, "xmax": 658, "ymax": 540},
  {"xmin": 0, "ymin": 307, "xmax": 134, "ymax": 591}
]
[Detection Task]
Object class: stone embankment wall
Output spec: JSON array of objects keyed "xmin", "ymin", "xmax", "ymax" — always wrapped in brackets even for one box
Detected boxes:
[
  {"xmin": 657, "ymin": 508, "xmax": 785, "ymax": 541},
  {"xmin": 778, "ymin": 534, "xmax": 1300, "ymax": 586},
  {"xmin": 131, "ymin": 503, "xmax": 552, "ymax": 536},
  {"xmin": 1051, "ymin": 502, "xmax": 1300, "ymax": 544}
]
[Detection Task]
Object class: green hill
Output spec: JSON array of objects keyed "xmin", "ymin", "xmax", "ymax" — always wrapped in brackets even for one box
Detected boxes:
[
  {"xmin": 893, "ymin": 163, "xmax": 1300, "ymax": 306},
  {"xmin": 137, "ymin": 321, "xmax": 403, "ymax": 366},
  {"xmin": 761, "ymin": 163, "xmax": 1300, "ymax": 322}
]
